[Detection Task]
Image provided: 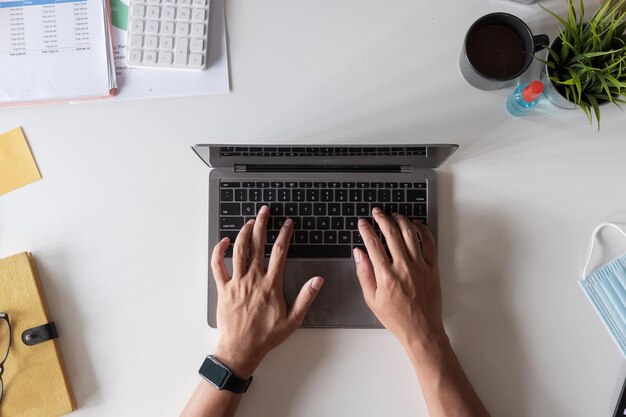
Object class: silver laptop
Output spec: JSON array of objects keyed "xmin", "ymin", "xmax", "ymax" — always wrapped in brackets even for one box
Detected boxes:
[{"xmin": 192, "ymin": 145, "xmax": 458, "ymax": 328}]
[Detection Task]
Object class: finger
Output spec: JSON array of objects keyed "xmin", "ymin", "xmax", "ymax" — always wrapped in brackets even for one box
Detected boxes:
[
  {"xmin": 289, "ymin": 276, "xmax": 325, "ymax": 327},
  {"xmin": 250, "ymin": 205, "xmax": 270, "ymax": 268},
  {"xmin": 358, "ymin": 218, "xmax": 391, "ymax": 271},
  {"xmin": 413, "ymin": 220, "xmax": 437, "ymax": 265},
  {"xmin": 392, "ymin": 214, "xmax": 422, "ymax": 263},
  {"xmin": 372, "ymin": 207, "xmax": 408, "ymax": 263},
  {"xmin": 233, "ymin": 219, "xmax": 255, "ymax": 277},
  {"xmin": 211, "ymin": 237, "xmax": 231, "ymax": 287},
  {"xmin": 267, "ymin": 218, "xmax": 294, "ymax": 281},
  {"xmin": 353, "ymin": 248, "xmax": 377, "ymax": 304}
]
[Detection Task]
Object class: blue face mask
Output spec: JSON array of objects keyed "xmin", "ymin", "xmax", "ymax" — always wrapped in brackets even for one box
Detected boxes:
[{"xmin": 581, "ymin": 223, "xmax": 626, "ymax": 358}]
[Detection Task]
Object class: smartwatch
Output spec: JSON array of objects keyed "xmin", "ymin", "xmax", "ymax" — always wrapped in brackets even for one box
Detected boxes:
[{"xmin": 199, "ymin": 355, "xmax": 253, "ymax": 394}]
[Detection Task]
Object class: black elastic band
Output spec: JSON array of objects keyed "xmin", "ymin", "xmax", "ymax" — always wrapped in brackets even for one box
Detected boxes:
[{"xmin": 21, "ymin": 322, "xmax": 58, "ymax": 346}]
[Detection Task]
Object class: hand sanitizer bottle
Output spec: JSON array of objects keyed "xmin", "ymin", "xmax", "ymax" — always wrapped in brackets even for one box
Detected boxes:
[{"xmin": 506, "ymin": 80, "xmax": 544, "ymax": 116}]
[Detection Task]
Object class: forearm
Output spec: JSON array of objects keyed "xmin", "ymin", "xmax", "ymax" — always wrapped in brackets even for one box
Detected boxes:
[
  {"xmin": 180, "ymin": 380, "xmax": 242, "ymax": 417},
  {"xmin": 405, "ymin": 334, "xmax": 490, "ymax": 417}
]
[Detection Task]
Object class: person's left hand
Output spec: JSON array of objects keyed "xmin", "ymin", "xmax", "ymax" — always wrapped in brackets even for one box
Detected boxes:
[{"xmin": 211, "ymin": 206, "xmax": 325, "ymax": 379}]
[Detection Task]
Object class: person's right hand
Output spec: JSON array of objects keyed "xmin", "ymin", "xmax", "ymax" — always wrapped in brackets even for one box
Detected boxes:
[{"xmin": 353, "ymin": 208, "xmax": 445, "ymax": 348}]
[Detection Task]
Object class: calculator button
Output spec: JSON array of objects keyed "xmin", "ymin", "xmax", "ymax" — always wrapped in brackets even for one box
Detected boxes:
[
  {"xmin": 189, "ymin": 53, "xmax": 203, "ymax": 68},
  {"xmin": 162, "ymin": 0, "xmax": 175, "ymax": 4},
  {"xmin": 192, "ymin": 0, "xmax": 205, "ymax": 5},
  {"xmin": 146, "ymin": 21, "xmax": 159, "ymax": 33},
  {"xmin": 147, "ymin": 5, "xmax": 160, "ymax": 18},
  {"xmin": 131, "ymin": 20, "xmax": 144, "ymax": 32},
  {"xmin": 190, "ymin": 38, "xmax": 203, "ymax": 52},
  {"xmin": 161, "ymin": 21, "xmax": 174, "ymax": 34},
  {"xmin": 162, "ymin": 6, "xmax": 175, "ymax": 19},
  {"xmin": 131, "ymin": 5, "xmax": 145, "ymax": 16},
  {"xmin": 191, "ymin": 8, "xmax": 205, "ymax": 21},
  {"xmin": 130, "ymin": 35, "xmax": 143, "ymax": 48},
  {"xmin": 160, "ymin": 36, "xmax": 173, "ymax": 49},
  {"xmin": 191, "ymin": 23, "xmax": 204, "ymax": 36},
  {"xmin": 177, "ymin": 7, "xmax": 190, "ymax": 20},
  {"xmin": 144, "ymin": 50, "xmax": 157, "ymax": 64},
  {"xmin": 175, "ymin": 37, "xmax": 189, "ymax": 65},
  {"xmin": 179, "ymin": 0, "xmax": 190, "ymax": 5},
  {"xmin": 147, "ymin": 0, "xmax": 159, "ymax": 3},
  {"xmin": 176, "ymin": 22, "xmax": 189, "ymax": 35},
  {"xmin": 145, "ymin": 36, "xmax": 158, "ymax": 49},
  {"xmin": 159, "ymin": 51, "xmax": 173, "ymax": 64},
  {"xmin": 128, "ymin": 49, "xmax": 142, "ymax": 64}
]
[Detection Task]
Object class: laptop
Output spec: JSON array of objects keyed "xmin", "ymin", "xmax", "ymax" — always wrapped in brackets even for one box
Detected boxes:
[{"xmin": 192, "ymin": 144, "xmax": 458, "ymax": 328}]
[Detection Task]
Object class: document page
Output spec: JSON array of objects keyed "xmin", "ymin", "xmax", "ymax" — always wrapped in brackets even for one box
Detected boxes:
[{"xmin": 0, "ymin": 0, "xmax": 114, "ymax": 104}]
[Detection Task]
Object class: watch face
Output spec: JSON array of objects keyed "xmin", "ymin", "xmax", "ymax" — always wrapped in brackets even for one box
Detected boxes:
[{"xmin": 200, "ymin": 357, "xmax": 231, "ymax": 389}]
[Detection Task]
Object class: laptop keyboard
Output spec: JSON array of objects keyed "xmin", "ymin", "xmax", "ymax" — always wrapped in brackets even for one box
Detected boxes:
[
  {"xmin": 219, "ymin": 181, "xmax": 427, "ymax": 258},
  {"xmin": 218, "ymin": 146, "xmax": 427, "ymax": 157}
]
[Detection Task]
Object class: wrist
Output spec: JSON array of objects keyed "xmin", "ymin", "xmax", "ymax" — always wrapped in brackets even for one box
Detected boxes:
[
  {"xmin": 213, "ymin": 343, "xmax": 264, "ymax": 379},
  {"xmin": 401, "ymin": 328, "xmax": 450, "ymax": 362}
]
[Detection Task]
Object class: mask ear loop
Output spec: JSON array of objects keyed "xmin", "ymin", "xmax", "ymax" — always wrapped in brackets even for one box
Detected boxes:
[{"xmin": 582, "ymin": 222, "xmax": 626, "ymax": 278}]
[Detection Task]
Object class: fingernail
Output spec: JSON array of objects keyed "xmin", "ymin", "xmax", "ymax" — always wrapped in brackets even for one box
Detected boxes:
[
  {"xmin": 391, "ymin": 212, "xmax": 399, "ymax": 217},
  {"xmin": 247, "ymin": 219, "xmax": 255, "ymax": 225},
  {"xmin": 310, "ymin": 276, "xmax": 324, "ymax": 291},
  {"xmin": 353, "ymin": 248, "xmax": 361, "ymax": 262},
  {"xmin": 259, "ymin": 205, "xmax": 269, "ymax": 215},
  {"xmin": 372, "ymin": 207, "xmax": 382, "ymax": 215},
  {"xmin": 284, "ymin": 218, "xmax": 293, "ymax": 227},
  {"xmin": 221, "ymin": 237, "xmax": 230, "ymax": 244},
  {"xmin": 358, "ymin": 218, "xmax": 368, "ymax": 226}
]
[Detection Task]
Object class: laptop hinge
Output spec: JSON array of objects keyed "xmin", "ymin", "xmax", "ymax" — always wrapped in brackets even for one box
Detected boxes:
[{"xmin": 234, "ymin": 165, "xmax": 413, "ymax": 173}]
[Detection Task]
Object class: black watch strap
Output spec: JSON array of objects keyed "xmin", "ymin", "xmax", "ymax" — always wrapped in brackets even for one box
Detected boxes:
[{"xmin": 199, "ymin": 355, "xmax": 253, "ymax": 394}]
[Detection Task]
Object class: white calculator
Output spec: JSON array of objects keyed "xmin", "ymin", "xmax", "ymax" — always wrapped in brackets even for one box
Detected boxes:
[{"xmin": 126, "ymin": 0, "xmax": 210, "ymax": 70}]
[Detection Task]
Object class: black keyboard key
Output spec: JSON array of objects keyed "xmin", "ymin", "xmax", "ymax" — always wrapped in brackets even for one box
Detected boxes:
[
  {"xmin": 267, "ymin": 230, "xmax": 280, "ymax": 244},
  {"xmin": 317, "ymin": 217, "xmax": 331, "ymax": 230},
  {"xmin": 313, "ymin": 182, "xmax": 327, "ymax": 188},
  {"xmin": 385, "ymin": 182, "xmax": 398, "ymax": 189},
  {"xmin": 328, "ymin": 182, "xmax": 341, "ymax": 188},
  {"xmin": 298, "ymin": 203, "xmax": 311, "ymax": 215},
  {"xmin": 221, "ymin": 182, "xmax": 240, "ymax": 188},
  {"xmin": 378, "ymin": 190, "xmax": 391, "ymax": 202},
  {"xmin": 242, "ymin": 181, "xmax": 255, "ymax": 187},
  {"xmin": 407, "ymin": 190, "xmax": 427, "ymax": 202},
  {"xmin": 256, "ymin": 203, "xmax": 265, "ymax": 212},
  {"xmin": 371, "ymin": 182, "xmax": 384, "ymax": 189},
  {"xmin": 314, "ymin": 203, "xmax": 326, "ymax": 215},
  {"xmin": 346, "ymin": 217, "xmax": 359, "ymax": 229},
  {"xmin": 221, "ymin": 217, "xmax": 244, "ymax": 230},
  {"xmin": 285, "ymin": 203, "xmax": 298, "ymax": 216},
  {"xmin": 262, "ymin": 189, "xmax": 275, "ymax": 201},
  {"xmin": 335, "ymin": 189, "xmax": 348, "ymax": 202},
  {"xmin": 292, "ymin": 217, "xmax": 302, "ymax": 230},
  {"xmin": 331, "ymin": 217, "xmax": 344, "ymax": 229},
  {"xmin": 220, "ymin": 230, "xmax": 239, "ymax": 242},
  {"xmin": 221, "ymin": 189, "xmax": 234, "ymax": 201},
  {"xmin": 364, "ymin": 190, "xmax": 376, "ymax": 202},
  {"xmin": 324, "ymin": 231, "xmax": 337, "ymax": 244},
  {"xmin": 293, "ymin": 189, "xmax": 305, "ymax": 201},
  {"xmin": 385, "ymin": 203, "xmax": 398, "ymax": 215},
  {"xmin": 280, "ymin": 244, "xmax": 351, "ymax": 258},
  {"xmin": 342, "ymin": 203, "xmax": 355, "ymax": 216},
  {"xmin": 399, "ymin": 203, "xmax": 412, "ymax": 216},
  {"xmin": 225, "ymin": 245, "xmax": 233, "ymax": 257},
  {"xmin": 271, "ymin": 182, "xmax": 284, "ymax": 187},
  {"xmin": 399, "ymin": 182, "xmax": 412, "ymax": 188},
  {"xmin": 414, "ymin": 203, "xmax": 427, "ymax": 216},
  {"xmin": 295, "ymin": 231, "xmax": 308, "ymax": 244},
  {"xmin": 235, "ymin": 189, "xmax": 247, "ymax": 201},
  {"xmin": 353, "ymin": 231, "xmax": 364, "ymax": 244},
  {"xmin": 414, "ymin": 182, "xmax": 426, "ymax": 189},
  {"xmin": 273, "ymin": 217, "xmax": 285, "ymax": 229},
  {"xmin": 303, "ymin": 217, "xmax": 316, "ymax": 229},
  {"xmin": 392, "ymin": 190, "xmax": 404, "ymax": 202},
  {"xmin": 328, "ymin": 203, "xmax": 340, "ymax": 216},
  {"xmin": 249, "ymin": 189, "xmax": 262, "ymax": 201},
  {"xmin": 286, "ymin": 181, "xmax": 298, "ymax": 188},
  {"xmin": 339, "ymin": 231, "xmax": 351, "ymax": 243},
  {"xmin": 256, "ymin": 182, "xmax": 270, "ymax": 188},
  {"xmin": 356, "ymin": 182, "xmax": 369, "ymax": 188},
  {"xmin": 342, "ymin": 182, "xmax": 356, "ymax": 188},
  {"xmin": 299, "ymin": 182, "xmax": 313, "ymax": 188},
  {"xmin": 321, "ymin": 189, "xmax": 334, "ymax": 201},
  {"xmin": 310, "ymin": 231, "xmax": 323, "ymax": 244},
  {"xmin": 356, "ymin": 204, "xmax": 369, "ymax": 216},
  {"xmin": 221, "ymin": 203, "xmax": 240, "ymax": 215},
  {"xmin": 306, "ymin": 189, "xmax": 320, "ymax": 202},
  {"xmin": 278, "ymin": 189, "xmax": 290, "ymax": 201},
  {"xmin": 270, "ymin": 203, "xmax": 283, "ymax": 215},
  {"xmin": 349, "ymin": 189, "xmax": 362, "ymax": 202}
]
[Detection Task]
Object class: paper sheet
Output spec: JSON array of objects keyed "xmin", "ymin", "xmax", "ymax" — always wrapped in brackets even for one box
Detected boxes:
[
  {"xmin": 0, "ymin": 0, "xmax": 115, "ymax": 104},
  {"xmin": 0, "ymin": 127, "xmax": 42, "ymax": 196},
  {"xmin": 109, "ymin": 0, "xmax": 229, "ymax": 100}
]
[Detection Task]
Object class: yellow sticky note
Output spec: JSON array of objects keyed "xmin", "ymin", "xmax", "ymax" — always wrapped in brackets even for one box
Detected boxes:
[{"xmin": 0, "ymin": 127, "xmax": 42, "ymax": 196}]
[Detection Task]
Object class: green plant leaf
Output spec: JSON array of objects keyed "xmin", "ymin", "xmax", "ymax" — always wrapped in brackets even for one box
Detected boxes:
[{"xmin": 587, "ymin": 94, "xmax": 602, "ymax": 130}]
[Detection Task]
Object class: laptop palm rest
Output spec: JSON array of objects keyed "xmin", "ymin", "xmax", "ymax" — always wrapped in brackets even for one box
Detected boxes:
[{"xmin": 283, "ymin": 260, "xmax": 381, "ymax": 328}]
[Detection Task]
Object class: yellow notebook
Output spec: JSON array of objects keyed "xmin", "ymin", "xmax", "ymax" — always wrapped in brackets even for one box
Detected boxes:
[{"xmin": 0, "ymin": 252, "xmax": 76, "ymax": 417}]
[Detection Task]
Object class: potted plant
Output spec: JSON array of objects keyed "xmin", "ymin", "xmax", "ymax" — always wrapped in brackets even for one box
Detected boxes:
[{"xmin": 540, "ymin": 0, "xmax": 626, "ymax": 128}]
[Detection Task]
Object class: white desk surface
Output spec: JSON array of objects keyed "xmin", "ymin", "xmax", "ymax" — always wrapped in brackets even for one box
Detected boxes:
[{"xmin": 2, "ymin": 0, "xmax": 626, "ymax": 416}]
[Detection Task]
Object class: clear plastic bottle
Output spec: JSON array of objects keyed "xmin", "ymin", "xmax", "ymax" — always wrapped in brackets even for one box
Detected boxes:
[{"xmin": 506, "ymin": 80, "xmax": 544, "ymax": 116}]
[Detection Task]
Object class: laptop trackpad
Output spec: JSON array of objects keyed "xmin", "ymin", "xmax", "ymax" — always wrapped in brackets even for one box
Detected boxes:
[{"xmin": 283, "ymin": 260, "xmax": 381, "ymax": 328}]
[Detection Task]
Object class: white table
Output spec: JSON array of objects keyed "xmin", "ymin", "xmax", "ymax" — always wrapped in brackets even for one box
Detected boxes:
[{"xmin": 2, "ymin": 0, "xmax": 626, "ymax": 416}]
